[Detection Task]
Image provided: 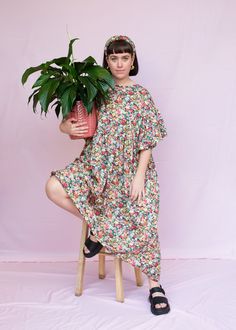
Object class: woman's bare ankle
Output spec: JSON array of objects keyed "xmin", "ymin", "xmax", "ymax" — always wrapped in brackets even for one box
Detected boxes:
[
  {"xmin": 148, "ymin": 278, "xmax": 160, "ymax": 289},
  {"xmin": 89, "ymin": 234, "xmax": 98, "ymax": 242}
]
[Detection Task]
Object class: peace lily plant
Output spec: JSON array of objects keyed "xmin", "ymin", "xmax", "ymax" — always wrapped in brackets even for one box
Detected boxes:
[{"xmin": 21, "ymin": 38, "xmax": 115, "ymax": 119}]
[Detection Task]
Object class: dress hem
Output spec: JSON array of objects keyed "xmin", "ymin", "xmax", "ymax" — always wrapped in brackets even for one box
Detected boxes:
[{"xmin": 50, "ymin": 172, "xmax": 161, "ymax": 282}]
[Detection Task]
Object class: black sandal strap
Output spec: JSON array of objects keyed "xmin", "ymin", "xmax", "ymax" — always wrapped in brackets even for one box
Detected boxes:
[
  {"xmin": 151, "ymin": 296, "xmax": 169, "ymax": 306},
  {"xmin": 150, "ymin": 286, "xmax": 165, "ymax": 295},
  {"xmin": 83, "ymin": 234, "xmax": 103, "ymax": 258},
  {"xmin": 84, "ymin": 237, "xmax": 101, "ymax": 251}
]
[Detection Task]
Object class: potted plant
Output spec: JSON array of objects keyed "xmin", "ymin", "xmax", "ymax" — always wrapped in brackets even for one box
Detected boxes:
[{"xmin": 21, "ymin": 38, "xmax": 115, "ymax": 138}]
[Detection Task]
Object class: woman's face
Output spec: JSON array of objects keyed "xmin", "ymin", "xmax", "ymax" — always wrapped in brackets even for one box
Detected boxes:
[{"xmin": 106, "ymin": 53, "xmax": 134, "ymax": 82}]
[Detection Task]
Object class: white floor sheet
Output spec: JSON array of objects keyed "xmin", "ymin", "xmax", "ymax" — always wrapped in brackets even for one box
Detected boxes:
[{"xmin": 0, "ymin": 259, "xmax": 235, "ymax": 330}]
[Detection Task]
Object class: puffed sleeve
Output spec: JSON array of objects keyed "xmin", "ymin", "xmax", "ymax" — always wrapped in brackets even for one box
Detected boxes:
[{"xmin": 137, "ymin": 89, "xmax": 167, "ymax": 151}]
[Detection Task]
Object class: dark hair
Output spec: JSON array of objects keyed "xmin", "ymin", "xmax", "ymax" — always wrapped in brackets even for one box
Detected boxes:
[{"xmin": 103, "ymin": 39, "xmax": 139, "ymax": 76}]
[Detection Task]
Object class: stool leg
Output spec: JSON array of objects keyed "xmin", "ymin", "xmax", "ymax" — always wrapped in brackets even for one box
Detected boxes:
[
  {"xmin": 134, "ymin": 267, "xmax": 143, "ymax": 287},
  {"xmin": 75, "ymin": 221, "xmax": 88, "ymax": 296},
  {"xmin": 98, "ymin": 247, "xmax": 106, "ymax": 279},
  {"xmin": 114, "ymin": 257, "xmax": 124, "ymax": 303}
]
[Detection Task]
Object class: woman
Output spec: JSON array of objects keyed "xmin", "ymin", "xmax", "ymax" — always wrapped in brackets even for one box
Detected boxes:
[{"xmin": 45, "ymin": 35, "xmax": 170, "ymax": 316}]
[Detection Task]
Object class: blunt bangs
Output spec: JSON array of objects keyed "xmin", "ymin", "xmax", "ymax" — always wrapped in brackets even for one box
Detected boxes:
[{"xmin": 106, "ymin": 40, "xmax": 134, "ymax": 55}]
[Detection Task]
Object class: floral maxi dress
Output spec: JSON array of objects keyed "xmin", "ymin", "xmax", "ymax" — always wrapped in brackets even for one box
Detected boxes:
[{"xmin": 50, "ymin": 84, "xmax": 167, "ymax": 281}]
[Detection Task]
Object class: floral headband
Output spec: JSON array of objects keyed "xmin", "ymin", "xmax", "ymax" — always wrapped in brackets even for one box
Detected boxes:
[{"xmin": 104, "ymin": 35, "xmax": 136, "ymax": 55}]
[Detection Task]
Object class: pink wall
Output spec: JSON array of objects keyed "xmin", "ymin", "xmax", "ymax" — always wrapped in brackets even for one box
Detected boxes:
[{"xmin": 1, "ymin": 0, "xmax": 236, "ymax": 261}]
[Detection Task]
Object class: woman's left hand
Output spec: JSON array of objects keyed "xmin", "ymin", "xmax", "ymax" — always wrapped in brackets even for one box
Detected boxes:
[{"xmin": 130, "ymin": 173, "xmax": 145, "ymax": 203}]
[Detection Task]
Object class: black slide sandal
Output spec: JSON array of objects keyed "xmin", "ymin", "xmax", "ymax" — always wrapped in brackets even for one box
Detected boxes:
[
  {"xmin": 149, "ymin": 286, "xmax": 170, "ymax": 315},
  {"xmin": 83, "ymin": 232, "xmax": 103, "ymax": 258}
]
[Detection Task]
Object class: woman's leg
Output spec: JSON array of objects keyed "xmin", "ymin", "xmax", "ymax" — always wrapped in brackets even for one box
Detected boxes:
[
  {"xmin": 148, "ymin": 277, "xmax": 168, "ymax": 309},
  {"xmin": 45, "ymin": 176, "xmax": 97, "ymax": 253},
  {"xmin": 45, "ymin": 176, "xmax": 83, "ymax": 219}
]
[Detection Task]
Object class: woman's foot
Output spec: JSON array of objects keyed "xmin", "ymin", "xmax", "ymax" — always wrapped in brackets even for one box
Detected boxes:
[
  {"xmin": 148, "ymin": 279, "xmax": 170, "ymax": 315},
  {"xmin": 83, "ymin": 234, "xmax": 97, "ymax": 254},
  {"xmin": 83, "ymin": 232, "xmax": 103, "ymax": 258}
]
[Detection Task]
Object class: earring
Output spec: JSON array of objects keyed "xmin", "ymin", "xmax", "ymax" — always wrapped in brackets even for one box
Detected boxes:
[
  {"xmin": 131, "ymin": 64, "xmax": 134, "ymax": 70},
  {"xmin": 107, "ymin": 66, "xmax": 109, "ymax": 70}
]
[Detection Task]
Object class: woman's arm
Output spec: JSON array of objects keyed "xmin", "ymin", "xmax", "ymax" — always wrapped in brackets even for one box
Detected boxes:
[
  {"xmin": 136, "ymin": 149, "xmax": 152, "ymax": 178},
  {"xmin": 130, "ymin": 149, "xmax": 152, "ymax": 203}
]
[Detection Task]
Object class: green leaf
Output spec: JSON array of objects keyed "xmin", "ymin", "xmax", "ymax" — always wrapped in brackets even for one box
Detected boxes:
[
  {"xmin": 88, "ymin": 77, "xmax": 108, "ymax": 96},
  {"xmin": 42, "ymin": 60, "xmax": 55, "ymax": 72},
  {"xmin": 56, "ymin": 81, "xmax": 74, "ymax": 98},
  {"xmin": 76, "ymin": 83, "xmax": 86, "ymax": 103},
  {"xmin": 21, "ymin": 64, "xmax": 45, "ymax": 85},
  {"xmin": 55, "ymin": 103, "xmax": 61, "ymax": 118},
  {"xmin": 84, "ymin": 65, "xmax": 115, "ymax": 88},
  {"xmin": 84, "ymin": 101, "xmax": 94, "ymax": 114},
  {"xmin": 74, "ymin": 61, "xmax": 94, "ymax": 74},
  {"xmin": 78, "ymin": 76, "xmax": 97, "ymax": 103},
  {"xmin": 38, "ymin": 79, "xmax": 60, "ymax": 112},
  {"xmin": 97, "ymin": 80, "xmax": 110, "ymax": 92},
  {"xmin": 74, "ymin": 61, "xmax": 87, "ymax": 73},
  {"xmin": 102, "ymin": 75, "xmax": 115, "ymax": 89},
  {"xmin": 67, "ymin": 38, "xmax": 79, "ymax": 59},
  {"xmin": 47, "ymin": 66, "xmax": 64, "ymax": 75},
  {"xmin": 58, "ymin": 60, "xmax": 77, "ymax": 78},
  {"xmin": 99, "ymin": 72, "xmax": 115, "ymax": 88},
  {"xmin": 83, "ymin": 56, "xmax": 97, "ymax": 65},
  {"xmin": 32, "ymin": 73, "xmax": 51, "ymax": 88},
  {"xmin": 28, "ymin": 88, "xmax": 40, "ymax": 104},
  {"xmin": 51, "ymin": 56, "xmax": 69, "ymax": 66},
  {"xmin": 83, "ymin": 65, "xmax": 109, "ymax": 79},
  {"xmin": 60, "ymin": 85, "xmax": 77, "ymax": 118},
  {"xmin": 51, "ymin": 100, "xmax": 60, "ymax": 108},
  {"xmin": 33, "ymin": 93, "xmax": 39, "ymax": 113}
]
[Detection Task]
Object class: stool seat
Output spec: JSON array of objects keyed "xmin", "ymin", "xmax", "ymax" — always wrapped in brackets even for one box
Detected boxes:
[{"xmin": 75, "ymin": 221, "xmax": 143, "ymax": 302}]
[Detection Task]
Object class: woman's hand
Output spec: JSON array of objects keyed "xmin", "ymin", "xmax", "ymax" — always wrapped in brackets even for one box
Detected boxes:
[
  {"xmin": 59, "ymin": 117, "xmax": 88, "ymax": 137},
  {"xmin": 130, "ymin": 172, "xmax": 145, "ymax": 203}
]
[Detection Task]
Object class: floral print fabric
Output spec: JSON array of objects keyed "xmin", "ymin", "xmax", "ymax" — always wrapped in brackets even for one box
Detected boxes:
[{"xmin": 50, "ymin": 84, "xmax": 167, "ymax": 281}]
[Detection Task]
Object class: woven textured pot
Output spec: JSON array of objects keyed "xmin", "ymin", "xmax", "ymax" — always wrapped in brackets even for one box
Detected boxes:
[{"xmin": 67, "ymin": 101, "xmax": 98, "ymax": 139}]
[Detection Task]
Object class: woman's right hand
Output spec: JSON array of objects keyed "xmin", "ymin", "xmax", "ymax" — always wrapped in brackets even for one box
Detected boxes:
[{"xmin": 59, "ymin": 117, "xmax": 89, "ymax": 137}]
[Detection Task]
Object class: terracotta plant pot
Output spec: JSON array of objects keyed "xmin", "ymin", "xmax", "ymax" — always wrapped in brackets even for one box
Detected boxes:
[{"xmin": 67, "ymin": 101, "xmax": 98, "ymax": 139}]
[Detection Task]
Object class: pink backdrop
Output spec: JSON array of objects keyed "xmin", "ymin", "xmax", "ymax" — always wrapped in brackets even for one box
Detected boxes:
[{"xmin": 1, "ymin": 0, "xmax": 235, "ymax": 261}]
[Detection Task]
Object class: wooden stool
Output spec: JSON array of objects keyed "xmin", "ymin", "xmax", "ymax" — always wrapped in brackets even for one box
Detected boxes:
[{"xmin": 75, "ymin": 221, "xmax": 143, "ymax": 302}]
